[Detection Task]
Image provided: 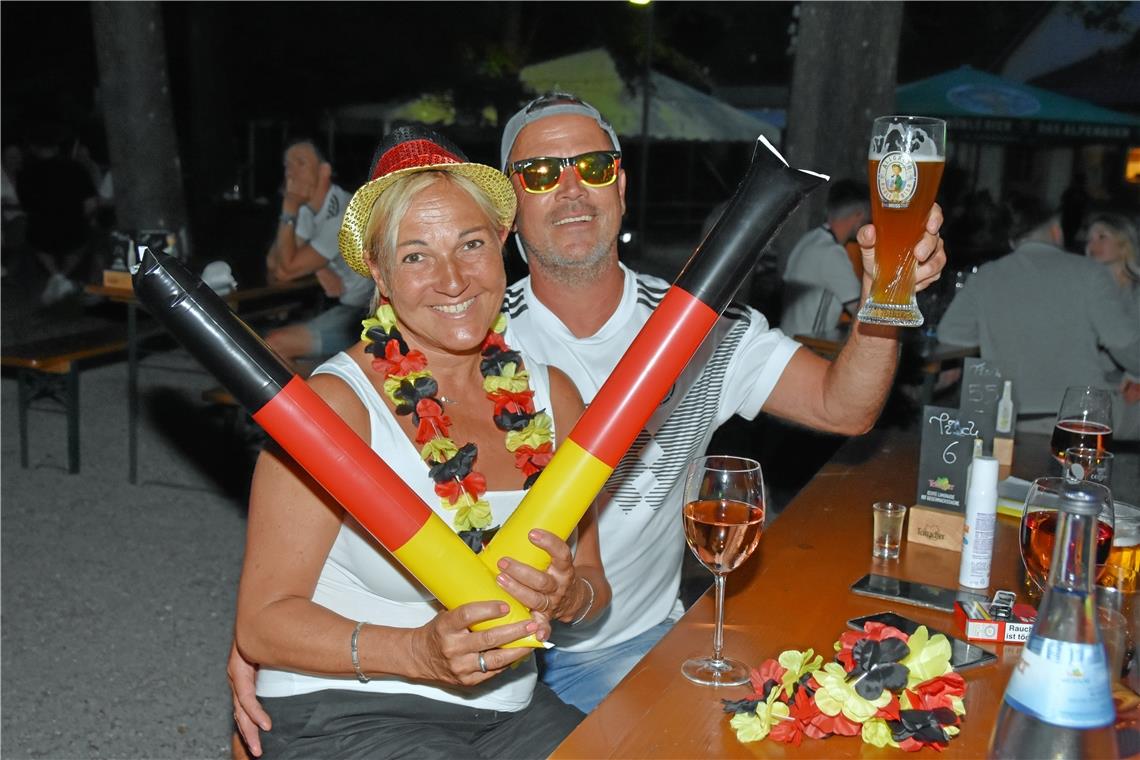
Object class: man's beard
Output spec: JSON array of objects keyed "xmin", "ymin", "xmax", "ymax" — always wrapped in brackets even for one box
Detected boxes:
[{"xmin": 518, "ymin": 232, "xmax": 617, "ymax": 288}]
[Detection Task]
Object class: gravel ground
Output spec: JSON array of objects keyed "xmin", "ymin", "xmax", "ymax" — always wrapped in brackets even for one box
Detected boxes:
[{"xmin": 2, "ymin": 344, "xmax": 258, "ymax": 759}]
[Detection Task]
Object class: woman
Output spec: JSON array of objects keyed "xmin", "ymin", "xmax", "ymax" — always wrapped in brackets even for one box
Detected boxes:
[
  {"xmin": 1085, "ymin": 212, "xmax": 1140, "ymax": 404},
  {"xmin": 233, "ymin": 127, "xmax": 609, "ymax": 758},
  {"xmin": 1085, "ymin": 211, "xmax": 1140, "ymax": 307}
]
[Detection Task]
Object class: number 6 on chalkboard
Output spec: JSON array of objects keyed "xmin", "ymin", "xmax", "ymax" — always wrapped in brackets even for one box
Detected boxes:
[{"xmin": 943, "ymin": 440, "xmax": 959, "ymax": 465}]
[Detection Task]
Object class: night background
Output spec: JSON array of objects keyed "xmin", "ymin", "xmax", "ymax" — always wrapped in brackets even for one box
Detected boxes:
[{"xmin": 5, "ymin": 1, "xmax": 1104, "ymax": 270}]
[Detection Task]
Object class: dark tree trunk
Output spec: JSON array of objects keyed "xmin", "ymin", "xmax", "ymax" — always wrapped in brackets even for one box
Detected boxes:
[
  {"xmin": 780, "ymin": 1, "xmax": 904, "ymax": 248},
  {"xmin": 91, "ymin": 2, "xmax": 188, "ymax": 240}
]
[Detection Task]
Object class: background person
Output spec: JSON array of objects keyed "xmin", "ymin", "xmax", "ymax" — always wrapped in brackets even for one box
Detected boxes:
[
  {"xmin": 779, "ymin": 178, "xmax": 869, "ymax": 338},
  {"xmin": 17, "ymin": 125, "xmax": 96, "ymax": 304},
  {"xmin": 263, "ymin": 139, "xmax": 373, "ymax": 369},
  {"xmin": 1084, "ymin": 210, "xmax": 1140, "ymax": 403},
  {"xmin": 232, "ymin": 127, "xmax": 607, "ymax": 758},
  {"xmin": 938, "ymin": 193, "xmax": 1140, "ymax": 438}
]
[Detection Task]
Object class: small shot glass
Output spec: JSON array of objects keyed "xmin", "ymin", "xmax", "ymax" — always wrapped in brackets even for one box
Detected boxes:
[
  {"xmin": 872, "ymin": 502, "xmax": 907, "ymax": 560},
  {"xmin": 1064, "ymin": 446, "xmax": 1113, "ymax": 487}
]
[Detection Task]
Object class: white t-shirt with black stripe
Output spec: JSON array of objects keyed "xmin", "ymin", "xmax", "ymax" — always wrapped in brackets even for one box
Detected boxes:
[{"xmin": 503, "ymin": 262, "xmax": 800, "ymax": 652}]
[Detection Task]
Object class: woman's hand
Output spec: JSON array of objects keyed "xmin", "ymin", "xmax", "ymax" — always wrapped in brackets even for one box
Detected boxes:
[
  {"xmin": 408, "ymin": 601, "xmax": 538, "ymax": 687},
  {"xmin": 495, "ymin": 529, "xmax": 583, "ymax": 629}
]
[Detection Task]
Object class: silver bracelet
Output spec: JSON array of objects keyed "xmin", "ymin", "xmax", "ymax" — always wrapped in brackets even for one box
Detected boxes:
[
  {"xmin": 569, "ymin": 577, "xmax": 595, "ymax": 627},
  {"xmin": 351, "ymin": 621, "xmax": 370, "ymax": 683}
]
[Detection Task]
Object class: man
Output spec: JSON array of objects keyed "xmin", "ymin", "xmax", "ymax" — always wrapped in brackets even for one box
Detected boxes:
[
  {"xmin": 938, "ymin": 193, "xmax": 1139, "ymax": 438},
  {"xmin": 263, "ymin": 139, "xmax": 372, "ymax": 366},
  {"xmin": 780, "ymin": 178, "xmax": 869, "ymax": 338},
  {"xmin": 18, "ymin": 127, "xmax": 97, "ymax": 304},
  {"xmin": 230, "ymin": 94, "xmax": 945, "ymax": 751},
  {"xmin": 491, "ymin": 93, "xmax": 944, "ymax": 713}
]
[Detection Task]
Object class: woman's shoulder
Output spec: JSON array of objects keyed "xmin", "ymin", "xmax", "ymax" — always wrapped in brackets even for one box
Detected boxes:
[{"xmin": 308, "ymin": 348, "xmax": 373, "ymax": 439}]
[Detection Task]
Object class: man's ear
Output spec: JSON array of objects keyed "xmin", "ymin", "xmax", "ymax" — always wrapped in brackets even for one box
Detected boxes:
[
  {"xmin": 617, "ymin": 169, "xmax": 628, "ymax": 217},
  {"xmin": 319, "ymin": 162, "xmax": 332, "ymax": 183}
]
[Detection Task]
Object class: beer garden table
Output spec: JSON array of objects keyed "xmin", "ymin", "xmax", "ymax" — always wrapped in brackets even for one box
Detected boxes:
[
  {"xmin": 552, "ymin": 428, "xmax": 1130, "ymax": 758},
  {"xmin": 84, "ymin": 276, "xmax": 319, "ymax": 483}
]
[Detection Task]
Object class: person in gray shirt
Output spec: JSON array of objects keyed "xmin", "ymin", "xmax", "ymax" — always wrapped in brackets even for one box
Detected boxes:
[
  {"xmin": 780, "ymin": 179, "xmax": 869, "ymax": 338},
  {"xmin": 938, "ymin": 193, "xmax": 1140, "ymax": 438}
]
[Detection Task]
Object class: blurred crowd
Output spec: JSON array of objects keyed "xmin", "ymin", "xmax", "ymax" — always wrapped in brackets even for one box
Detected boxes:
[{"xmin": 1, "ymin": 122, "xmax": 115, "ymax": 305}]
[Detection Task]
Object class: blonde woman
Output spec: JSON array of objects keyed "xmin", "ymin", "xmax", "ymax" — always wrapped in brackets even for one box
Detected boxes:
[{"xmin": 231, "ymin": 127, "xmax": 608, "ymax": 759}]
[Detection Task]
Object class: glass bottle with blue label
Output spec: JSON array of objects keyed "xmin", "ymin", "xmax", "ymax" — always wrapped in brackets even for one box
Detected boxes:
[{"xmin": 989, "ymin": 479, "xmax": 1117, "ymax": 758}]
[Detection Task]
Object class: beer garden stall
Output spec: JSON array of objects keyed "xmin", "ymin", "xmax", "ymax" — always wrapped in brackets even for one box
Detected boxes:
[{"xmin": 895, "ymin": 65, "xmax": 1140, "ymax": 209}]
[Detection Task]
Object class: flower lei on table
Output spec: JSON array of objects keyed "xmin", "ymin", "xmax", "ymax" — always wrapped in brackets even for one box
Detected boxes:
[
  {"xmin": 722, "ymin": 621, "xmax": 967, "ymax": 752},
  {"xmin": 361, "ymin": 303, "xmax": 553, "ymax": 551}
]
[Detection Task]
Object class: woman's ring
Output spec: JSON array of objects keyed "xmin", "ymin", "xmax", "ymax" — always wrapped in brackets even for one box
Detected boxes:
[
  {"xmin": 478, "ymin": 652, "xmax": 488, "ymax": 673},
  {"xmin": 538, "ymin": 594, "xmax": 550, "ymax": 613}
]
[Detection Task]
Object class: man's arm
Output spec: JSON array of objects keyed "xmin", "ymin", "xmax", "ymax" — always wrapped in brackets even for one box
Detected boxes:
[
  {"xmin": 266, "ymin": 219, "xmax": 329, "ymax": 282},
  {"xmin": 764, "ymin": 205, "xmax": 947, "ymax": 435}
]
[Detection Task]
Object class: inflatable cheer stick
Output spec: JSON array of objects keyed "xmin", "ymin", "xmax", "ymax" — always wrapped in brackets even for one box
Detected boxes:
[
  {"xmin": 483, "ymin": 136, "xmax": 827, "ymax": 571},
  {"xmin": 133, "ymin": 250, "xmax": 543, "ymax": 647}
]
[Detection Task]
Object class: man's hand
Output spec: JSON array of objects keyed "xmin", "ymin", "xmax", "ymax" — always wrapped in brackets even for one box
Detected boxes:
[
  {"xmin": 227, "ymin": 642, "xmax": 271, "ymax": 757},
  {"xmin": 857, "ymin": 202, "xmax": 947, "ymax": 295},
  {"xmin": 282, "ymin": 174, "xmax": 313, "ymax": 214},
  {"xmin": 314, "ymin": 266, "xmax": 344, "ymax": 298},
  {"xmin": 1122, "ymin": 379, "xmax": 1140, "ymax": 405}
]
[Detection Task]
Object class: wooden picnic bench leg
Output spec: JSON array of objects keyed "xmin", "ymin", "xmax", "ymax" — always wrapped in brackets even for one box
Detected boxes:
[
  {"xmin": 17, "ymin": 368, "xmax": 30, "ymax": 468},
  {"xmin": 66, "ymin": 363, "xmax": 80, "ymax": 474}
]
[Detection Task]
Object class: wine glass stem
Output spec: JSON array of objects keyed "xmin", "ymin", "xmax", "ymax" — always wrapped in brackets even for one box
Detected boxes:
[{"xmin": 711, "ymin": 573, "xmax": 727, "ymax": 664}]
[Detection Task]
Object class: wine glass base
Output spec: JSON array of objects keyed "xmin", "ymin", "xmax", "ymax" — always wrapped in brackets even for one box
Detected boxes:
[
  {"xmin": 857, "ymin": 299, "xmax": 923, "ymax": 327},
  {"xmin": 681, "ymin": 656, "xmax": 751, "ymax": 686}
]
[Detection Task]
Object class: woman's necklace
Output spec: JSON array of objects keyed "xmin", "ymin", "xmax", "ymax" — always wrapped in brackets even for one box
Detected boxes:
[{"xmin": 361, "ymin": 303, "xmax": 553, "ymax": 550}]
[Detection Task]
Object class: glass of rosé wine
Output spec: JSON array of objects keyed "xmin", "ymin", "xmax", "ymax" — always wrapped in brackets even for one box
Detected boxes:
[
  {"xmin": 1020, "ymin": 476, "xmax": 1114, "ymax": 592},
  {"xmin": 1050, "ymin": 386, "xmax": 1113, "ymax": 462},
  {"xmin": 680, "ymin": 455, "xmax": 765, "ymax": 686}
]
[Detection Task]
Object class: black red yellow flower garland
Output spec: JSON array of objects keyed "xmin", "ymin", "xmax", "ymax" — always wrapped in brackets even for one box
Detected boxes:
[
  {"xmin": 361, "ymin": 304, "xmax": 553, "ymax": 549},
  {"xmin": 722, "ymin": 621, "xmax": 967, "ymax": 751}
]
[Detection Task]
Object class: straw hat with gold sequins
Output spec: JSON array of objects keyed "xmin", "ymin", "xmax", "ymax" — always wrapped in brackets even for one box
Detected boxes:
[{"xmin": 339, "ymin": 125, "xmax": 517, "ymax": 278}]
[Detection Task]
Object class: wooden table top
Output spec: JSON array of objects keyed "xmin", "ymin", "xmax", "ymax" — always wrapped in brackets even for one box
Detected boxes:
[{"xmin": 553, "ymin": 429, "xmax": 1060, "ymax": 759}]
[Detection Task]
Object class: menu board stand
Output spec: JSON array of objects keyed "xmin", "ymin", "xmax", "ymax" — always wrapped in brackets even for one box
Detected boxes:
[{"xmin": 908, "ymin": 405, "xmax": 986, "ymax": 552}]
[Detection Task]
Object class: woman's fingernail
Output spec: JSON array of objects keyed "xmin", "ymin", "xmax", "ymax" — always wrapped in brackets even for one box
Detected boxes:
[{"xmin": 498, "ymin": 559, "xmax": 509, "ymax": 570}]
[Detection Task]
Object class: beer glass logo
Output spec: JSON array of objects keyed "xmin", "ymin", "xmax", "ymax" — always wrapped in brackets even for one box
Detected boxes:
[{"xmin": 876, "ymin": 152, "xmax": 918, "ymax": 208}]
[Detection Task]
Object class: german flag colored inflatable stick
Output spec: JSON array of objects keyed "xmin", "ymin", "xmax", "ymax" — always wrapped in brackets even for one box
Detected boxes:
[
  {"xmin": 133, "ymin": 250, "xmax": 543, "ymax": 648},
  {"xmin": 482, "ymin": 136, "xmax": 828, "ymax": 572}
]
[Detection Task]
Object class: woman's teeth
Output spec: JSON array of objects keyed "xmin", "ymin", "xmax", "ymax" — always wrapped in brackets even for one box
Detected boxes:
[{"xmin": 433, "ymin": 298, "xmax": 475, "ymax": 314}]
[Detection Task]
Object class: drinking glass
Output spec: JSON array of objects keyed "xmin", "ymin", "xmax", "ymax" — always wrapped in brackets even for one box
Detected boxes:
[
  {"xmin": 1050, "ymin": 386, "xmax": 1113, "ymax": 461},
  {"xmin": 1019, "ymin": 476, "xmax": 1114, "ymax": 592},
  {"xmin": 1065, "ymin": 446, "xmax": 1114, "ymax": 488},
  {"xmin": 681, "ymin": 455, "xmax": 765, "ymax": 686},
  {"xmin": 858, "ymin": 115, "xmax": 947, "ymax": 327}
]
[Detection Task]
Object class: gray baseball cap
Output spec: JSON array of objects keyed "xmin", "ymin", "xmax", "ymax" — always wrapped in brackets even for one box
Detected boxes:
[{"xmin": 499, "ymin": 92, "xmax": 621, "ymax": 170}]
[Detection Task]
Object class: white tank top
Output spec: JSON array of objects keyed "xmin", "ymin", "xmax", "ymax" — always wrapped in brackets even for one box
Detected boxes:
[{"xmin": 256, "ymin": 351, "xmax": 555, "ymax": 711}]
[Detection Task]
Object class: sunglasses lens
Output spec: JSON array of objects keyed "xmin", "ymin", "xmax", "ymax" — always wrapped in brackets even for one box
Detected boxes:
[
  {"xmin": 576, "ymin": 152, "xmax": 618, "ymax": 187},
  {"xmin": 519, "ymin": 159, "xmax": 562, "ymax": 193}
]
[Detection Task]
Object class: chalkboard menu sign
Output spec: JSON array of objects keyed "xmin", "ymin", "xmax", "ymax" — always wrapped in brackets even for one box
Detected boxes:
[
  {"xmin": 916, "ymin": 405, "xmax": 985, "ymax": 512},
  {"xmin": 959, "ymin": 358, "xmax": 1003, "ymax": 455}
]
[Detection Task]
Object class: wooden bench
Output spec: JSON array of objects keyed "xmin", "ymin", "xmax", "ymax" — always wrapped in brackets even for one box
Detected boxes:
[{"xmin": 2, "ymin": 326, "xmax": 131, "ymax": 473}]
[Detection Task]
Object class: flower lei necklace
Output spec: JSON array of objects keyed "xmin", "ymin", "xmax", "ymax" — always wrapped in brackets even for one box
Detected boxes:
[
  {"xmin": 360, "ymin": 303, "xmax": 554, "ymax": 550},
  {"xmin": 722, "ymin": 621, "xmax": 967, "ymax": 751}
]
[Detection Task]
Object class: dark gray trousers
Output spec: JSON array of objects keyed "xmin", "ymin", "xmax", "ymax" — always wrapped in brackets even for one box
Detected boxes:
[{"xmin": 259, "ymin": 683, "xmax": 584, "ymax": 759}]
